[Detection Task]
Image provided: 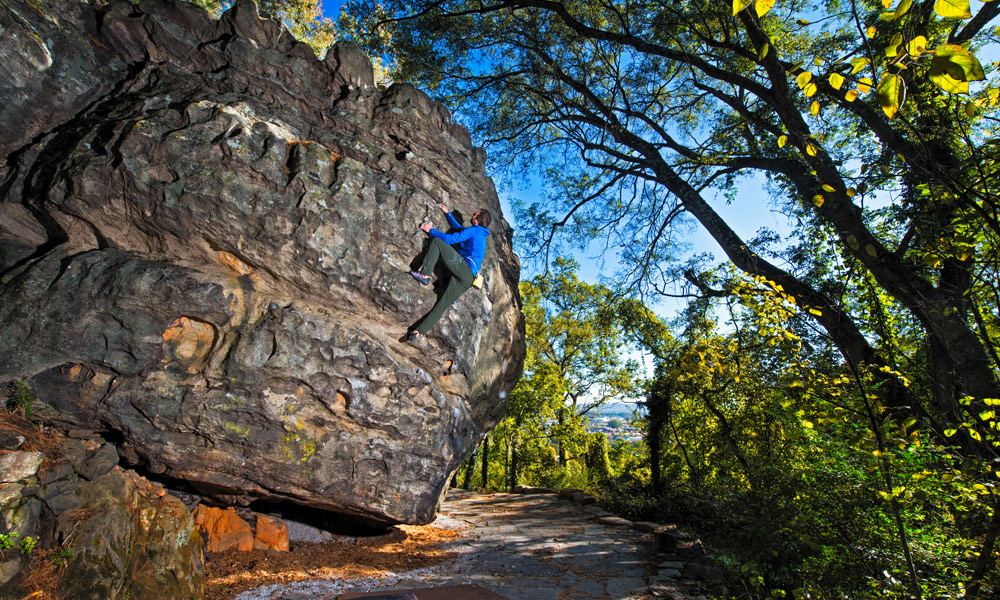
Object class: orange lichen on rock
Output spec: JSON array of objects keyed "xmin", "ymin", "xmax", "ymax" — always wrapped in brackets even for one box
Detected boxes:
[
  {"xmin": 195, "ymin": 505, "xmax": 254, "ymax": 553},
  {"xmin": 254, "ymin": 515, "xmax": 289, "ymax": 551},
  {"xmin": 162, "ymin": 316, "xmax": 215, "ymax": 369},
  {"xmin": 217, "ymin": 251, "xmax": 253, "ymax": 275}
]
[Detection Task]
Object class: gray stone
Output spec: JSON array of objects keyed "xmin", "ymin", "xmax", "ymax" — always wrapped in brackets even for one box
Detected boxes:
[
  {"xmin": 605, "ymin": 577, "xmax": 648, "ymax": 597},
  {"xmin": 77, "ymin": 443, "xmax": 119, "ymax": 481},
  {"xmin": 0, "ymin": 452, "xmax": 43, "ymax": 483},
  {"xmin": 596, "ymin": 515, "xmax": 633, "ymax": 527},
  {"xmin": 0, "ymin": 434, "xmax": 24, "ymax": 450},
  {"xmin": 0, "ymin": 0, "xmax": 524, "ymax": 527},
  {"xmin": 659, "ymin": 568, "xmax": 683, "ymax": 578},
  {"xmin": 38, "ymin": 462, "xmax": 74, "ymax": 485},
  {"xmin": 657, "ymin": 560, "xmax": 685, "ymax": 569},
  {"xmin": 0, "ymin": 484, "xmax": 22, "ymax": 509},
  {"xmin": 633, "ymin": 520, "xmax": 660, "ymax": 532}
]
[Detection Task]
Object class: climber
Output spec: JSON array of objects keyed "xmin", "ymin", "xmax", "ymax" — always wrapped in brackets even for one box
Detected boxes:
[{"xmin": 407, "ymin": 203, "xmax": 492, "ymax": 342}]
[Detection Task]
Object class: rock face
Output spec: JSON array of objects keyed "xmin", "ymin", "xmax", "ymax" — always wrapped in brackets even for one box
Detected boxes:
[
  {"xmin": 0, "ymin": 421, "xmax": 204, "ymax": 600},
  {"xmin": 0, "ymin": 0, "xmax": 524, "ymax": 525}
]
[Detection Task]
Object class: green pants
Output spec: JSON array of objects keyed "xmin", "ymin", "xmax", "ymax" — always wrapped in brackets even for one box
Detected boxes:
[{"xmin": 413, "ymin": 237, "xmax": 474, "ymax": 334}]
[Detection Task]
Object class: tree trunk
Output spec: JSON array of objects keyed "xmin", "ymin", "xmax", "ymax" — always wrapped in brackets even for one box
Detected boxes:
[
  {"xmin": 462, "ymin": 447, "xmax": 477, "ymax": 489},
  {"xmin": 481, "ymin": 435, "xmax": 490, "ymax": 490}
]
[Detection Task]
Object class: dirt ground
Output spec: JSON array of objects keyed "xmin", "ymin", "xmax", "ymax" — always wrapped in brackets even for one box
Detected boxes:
[{"xmin": 204, "ymin": 524, "xmax": 462, "ymax": 600}]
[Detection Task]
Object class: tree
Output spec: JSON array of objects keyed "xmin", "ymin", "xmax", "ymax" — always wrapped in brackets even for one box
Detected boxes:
[
  {"xmin": 188, "ymin": 0, "xmax": 337, "ymax": 53},
  {"xmin": 345, "ymin": 0, "xmax": 999, "ymax": 423},
  {"xmin": 484, "ymin": 258, "xmax": 643, "ymax": 491},
  {"xmin": 344, "ymin": 3, "xmax": 1000, "ymax": 592}
]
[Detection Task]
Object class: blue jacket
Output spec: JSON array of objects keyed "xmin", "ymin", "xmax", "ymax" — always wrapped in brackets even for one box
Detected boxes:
[{"xmin": 430, "ymin": 212, "xmax": 491, "ymax": 275}]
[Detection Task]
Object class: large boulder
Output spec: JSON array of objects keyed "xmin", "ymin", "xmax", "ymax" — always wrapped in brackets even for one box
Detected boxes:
[{"xmin": 0, "ymin": 0, "xmax": 524, "ymax": 525}]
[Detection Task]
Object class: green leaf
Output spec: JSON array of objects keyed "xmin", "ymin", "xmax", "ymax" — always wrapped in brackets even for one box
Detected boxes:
[
  {"xmin": 876, "ymin": 74, "xmax": 905, "ymax": 119},
  {"xmin": 934, "ymin": 0, "xmax": 972, "ymax": 18},
  {"xmin": 894, "ymin": 0, "xmax": 912, "ymax": 18},
  {"xmin": 886, "ymin": 33, "xmax": 904, "ymax": 57},
  {"xmin": 850, "ymin": 57, "xmax": 870, "ymax": 75},
  {"xmin": 945, "ymin": 428, "xmax": 958, "ymax": 437},
  {"xmin": 758, "ymin": 42, "xmax": 769, "ymax": 60},
  {"xmin": 931, "ymin": 44, "xmax": 986, "ymax": 86}
]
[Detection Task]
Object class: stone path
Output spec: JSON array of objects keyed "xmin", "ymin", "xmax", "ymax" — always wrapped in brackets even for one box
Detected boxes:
[{"xmin": 235, "ymin": 489, "xmax": 725, "ymax": 600}]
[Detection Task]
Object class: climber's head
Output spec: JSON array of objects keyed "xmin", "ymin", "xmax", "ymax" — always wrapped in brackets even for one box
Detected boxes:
[{"xmin": 472, "ymin": 208, "xmax": 492, "ymax": 228}]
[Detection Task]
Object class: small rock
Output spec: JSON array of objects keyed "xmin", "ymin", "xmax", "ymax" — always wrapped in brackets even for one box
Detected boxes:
[
  {"xmin": 195, "ymin": 505, "xmax": 254, "ymax": 552},
  {"xmin": 77, "ymin": 443, "xmax": 119, "ymax": 481},
  {"xmin": 254, "ymin": 514, "xmax": 290, "ymax": 551},
  {"xmin": 66, "ymin": 429, "xmax": 99, "ymax": 439},
  {"xmin": 654, "ymin": 526, "xmax": 679, "ymax": 553},
  {"xmin": 596, "ymin": 515, "xmax": 632, "ymax": 527},
  {"xmin": 38, "ymin": 462, "xmax": 75, "ymax": 485},
  {"xmin": 632, "ymin": 520, "xmax": 660, "ymax": 532},
  {"xmin": 0, "ymin": 433, "xmax": 25, "ymax": 450},
  {"xmin": 0, "ymin": 452, "xmax": 44, "ymax": 483}
]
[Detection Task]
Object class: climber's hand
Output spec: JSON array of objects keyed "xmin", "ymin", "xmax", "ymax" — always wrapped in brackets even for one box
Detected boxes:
[
  {"xmin": 420, "ymin": 222, "xmax": 432, "ymax": 233},
  {"xmin": 438, "ymin": 203, "xmax": 448, "ymax": 213}
]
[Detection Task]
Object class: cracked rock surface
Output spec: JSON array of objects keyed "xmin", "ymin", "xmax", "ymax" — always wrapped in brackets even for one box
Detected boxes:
[{"xmin": 0, "ymin": 0, "xmax": 524, "ymax": 525}]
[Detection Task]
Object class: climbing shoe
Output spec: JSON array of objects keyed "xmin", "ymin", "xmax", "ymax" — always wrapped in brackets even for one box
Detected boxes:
[{"xmin": 410, "ymin": 271, "xmax": 430, "ymax": 286}]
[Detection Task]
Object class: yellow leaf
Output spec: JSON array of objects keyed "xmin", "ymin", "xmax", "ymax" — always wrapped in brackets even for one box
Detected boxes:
[
  {"xmin": 758, "ymin": 42, "xmax": 769, "ymax": 60},
  {"xmin": 829, "ymin": 73, "xmax": 845, "ymax": 90},
  {"xmin": 822, "ymin": 184, "xmax": 836, "ymax": 192},
  {"xmin": 865, "ymin": 244, "xmax": 878, "ymax": 256},
  {"xmin": 866, "ymin": 25, "xmax": 877, "ymax": 38},
  {"xmin": 796, "ymin": 18, "xmax": 810, "ymax": 26},
  {"xmin": 804, "ymin": 82, "xmax": 818, "ymax": 97},
  {"xmin": 810, "ymin": 100, "xmax": 820, "ymax": 115},
  {"xmin": 858, "ymin": 77, "xmax": 874, "ymax": 94},
  {"xmin": 808, "ymin": 308, "xmax": 823, "ymax": 316},
  {"xmin": 755, "ymin": 0, "xmax": 775, "ymax": 17},
  {"xmin": 881, "ymin": 0, "xmax": 892, "ymax": 7},
  {"xmin": 894, "ymin": 0, "xmax": 912, "ymax": 19},
  {"xmin": 850, "ymin": 57, "xmax": 870, "ymax": 74},
  {"xmin": 733, "ymin": 0, "xmax": 754, "ymax": 15},
  {"xmin": 806, "ymin": 143, "xmax": 818, "ymax": 156},
  {"xmin": 929, "ymin": 45, "xmax": 986, "ymax": 95},
  {"xmin": 777, "ymin": 134, "xmax": 787, "ymax": 148},
  {"xmin": 907, "ymin": 35, "xmax": 928, "ymax": 57},
  {"xmin": 797, "ymin": 71, "xmax": 814, "ymax": 88},
  {"xmin": 935, "ymin": 0, "xmax": 972, "ymax": 19},
  {"xmin": 812, "ymin": 194, "xmax": 825, "ymax": 207},
  {"xmin": 845, "ymin": 89, "xmax": 860, "ymax": 102},
  {"xmin": 846, "ymin": 187, "xmax": 857, "ymax": 197}
]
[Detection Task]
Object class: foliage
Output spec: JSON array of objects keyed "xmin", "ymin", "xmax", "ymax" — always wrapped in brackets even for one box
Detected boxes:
[
  {"xmin": 463, "ymin": 258, "xmax": 644, "ymax": 492},
  {"xmin": 7, "ymin": 381, "xmax": 35, "ymax": 418},
  {"xmin": 346, "ymin": 0, "xmax": 1000, "ymax": 596},
  {"xmin": 0, "ymin": 533, "xmax": 37, "ymax": 556},
  {"xmin": 184, "ymin": 0, "xmax": 337, "ymax": 55}
]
